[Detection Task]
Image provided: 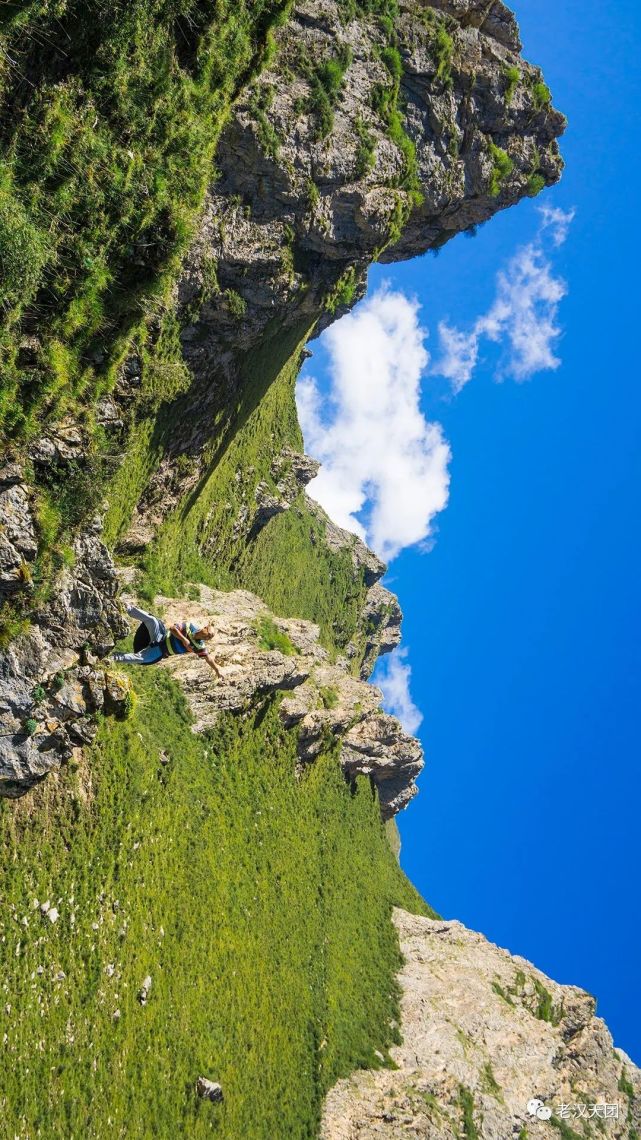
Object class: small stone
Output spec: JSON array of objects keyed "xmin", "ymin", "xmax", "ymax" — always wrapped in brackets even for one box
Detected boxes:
[
  {"xmin": 54, "ymin": 970, "xmax": 66, "ymax": 982},
  {"xmin": 196, "ymin": 1077, "xmax": 223, "ymax": 1103},
  {"xmin": 138, "ymin": 975, "xmax": 152, "ymax": 1004}
]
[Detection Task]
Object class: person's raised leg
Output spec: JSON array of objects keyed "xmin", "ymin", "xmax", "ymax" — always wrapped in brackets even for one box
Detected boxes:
[{"xmin": 125, "ymin": 604, "xmax": 165, "ymax": 645}]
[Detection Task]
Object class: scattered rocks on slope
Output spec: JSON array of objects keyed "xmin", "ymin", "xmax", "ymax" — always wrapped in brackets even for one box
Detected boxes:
[
  {"xmin": 322, "ymin": 908, "xmax": 641, "ymax": 1139},
  {"xmin": 138, "ymin": 976, "xmax": 152, "ymax": 1006}
]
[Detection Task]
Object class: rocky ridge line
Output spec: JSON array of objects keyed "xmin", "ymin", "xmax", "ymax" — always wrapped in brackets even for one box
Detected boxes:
[
  {"xmin": 125, "ymin": 0, "xmax": 565, "ymax": 525},
  {"xmin": 322, "ymin": 908, "xmax": 641, "ymax": 1139}
]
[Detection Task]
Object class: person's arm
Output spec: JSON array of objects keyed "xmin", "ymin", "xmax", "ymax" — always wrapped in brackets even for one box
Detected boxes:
[
  {"xmin": 203, "ymin": 652, "xmax": 224, "ymax": 678},
  {"xmin": 169, "ymin": 624, "xmax": 191, "ymax": 650}
]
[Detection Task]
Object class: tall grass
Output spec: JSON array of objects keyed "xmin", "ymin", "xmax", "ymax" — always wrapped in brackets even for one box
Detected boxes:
[{"xmin": 0, "ymin": 669, "xmax": 431, "ymax": 1139}]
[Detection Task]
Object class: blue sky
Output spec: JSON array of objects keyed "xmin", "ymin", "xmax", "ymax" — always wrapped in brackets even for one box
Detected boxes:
[{"xmin": 298, "ymin": 0, "xmax": 641, "ymax": 1062}]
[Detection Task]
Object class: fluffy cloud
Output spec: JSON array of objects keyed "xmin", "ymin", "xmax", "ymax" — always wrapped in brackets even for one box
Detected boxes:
[
  {"xmin": 373, "ymin": 647, "xmax": 423, "ymax": 735},
  {"xmin": 296, "ymin": 206, "xmax": 573, "ymax": 742},
  {"xmin": 297, "ymin": 288, "xmax": 451, "ymax": 562},
  {"xmin": 435, "ymin": 205, "xmax": 574, "ymax": 391}
]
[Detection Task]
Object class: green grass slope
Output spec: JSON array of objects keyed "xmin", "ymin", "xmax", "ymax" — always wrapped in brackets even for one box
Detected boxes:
[{"xmin": 0, "ymin": 669, "xmax": 431, "ymax": 1140}]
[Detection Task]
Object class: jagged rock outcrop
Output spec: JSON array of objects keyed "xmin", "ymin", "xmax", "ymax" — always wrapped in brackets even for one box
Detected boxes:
[
  {"xmin": 304, "ymin": 494, "xmax": 403, "ymax": 677},
  {"xmin": 251, "ymin": 447, "xmax": 321, "ymax": 535},
  {"xmin": 151, "ymin": 584, "xmax": 422, "ymax": 817},
  {"xmin": 176, "ymin": 0, "xmax": 563, "ymax": 411},
  {"xmin": 322, "ymin": 908, "xmax": 641, "ymax": 1139},
  {"xmin": 353, "ymin": 582, "xmax": 403, "ymax": 679},
  {"xmin": 0, "ymin": 514, "xmax": 130, "ymax": 797}
]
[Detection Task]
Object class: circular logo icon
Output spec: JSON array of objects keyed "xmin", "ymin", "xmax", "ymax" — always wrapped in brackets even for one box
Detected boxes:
[{"xmin": 527, "ymin": 1098, "xmax": 553, "ymax": 1120}]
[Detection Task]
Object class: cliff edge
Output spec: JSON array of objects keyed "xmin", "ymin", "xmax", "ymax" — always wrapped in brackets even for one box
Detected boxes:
[{"xmin": 322, "ymin": 909, "xmax": 641, "ymax": 1139}]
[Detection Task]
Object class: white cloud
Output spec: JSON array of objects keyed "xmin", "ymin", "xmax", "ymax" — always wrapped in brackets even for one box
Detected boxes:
[
  {"xmin": 538, "ymin": 203, "xmax": 576, "ymax": 247},
  {"xmin": 435, "ymin": 206, "xmax": 574, "ymax": 391},
  {"xmin": 373, "ymin": 647, "xmax": 423, "ymax": 735},
  {"xmin": 297, "ymin": 287, "xmax": 451, "ymax": 562},
  {"xmin": 295, "ymin": 205, "xmax": 573, "ymax": 748}
]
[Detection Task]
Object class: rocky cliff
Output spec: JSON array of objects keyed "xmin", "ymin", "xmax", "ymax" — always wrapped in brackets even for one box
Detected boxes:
[
  {"xmin": 0, "ymin": 0, "xmax": 565, "ymax": 805},
  {"xmin": 131, "ymin": 583, "xmax": 423, "ymax": 817},
  {"xmin": 322, "ymin": 909, "xmax": 641, "ymax": 1139}
]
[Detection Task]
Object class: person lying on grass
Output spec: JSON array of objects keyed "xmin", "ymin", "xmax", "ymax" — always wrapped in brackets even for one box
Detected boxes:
[{"xmin": 112, "ymin": 604, "xmax": 224, "ymax": 677}]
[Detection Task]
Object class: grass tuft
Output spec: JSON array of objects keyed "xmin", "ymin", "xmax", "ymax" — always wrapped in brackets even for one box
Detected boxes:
[
  {"xmin": 256, "ymin": 614, "xmax": 297, "ymax": 655},
  {"xmin": 487, "ymin": 140, "xmax": 514, "ymax": 197},
  {"xmin": 504, "ymin": 65, "xmax": 520, "ymax": 105}
]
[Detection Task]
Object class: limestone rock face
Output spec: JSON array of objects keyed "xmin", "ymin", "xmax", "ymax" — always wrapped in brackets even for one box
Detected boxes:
[
  {"xmin": 0, "ymin": 464, "xmax": 38, "ymax": 597},
  {"xmin": 322, "ymin": 909, "xmax": 641, "ymax": 1139},
  {"xmin": 154, "ymin": 584, "xmax": 423, "ymax": 819},
  {"xmin": 352, "ymin": 582, "xmax": 403, "ymax": 680},
  {"xmin": 0, "ymin": 514, "xmax": 129, "ymax": 797}
]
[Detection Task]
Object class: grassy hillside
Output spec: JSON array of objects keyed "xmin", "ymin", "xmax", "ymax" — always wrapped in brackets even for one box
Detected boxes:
[
  {"xmin": 0, "ymin": 668, "xmax": 431, "ymax": 1139},
  {"xmin": 0, "ymin": 0, "xmax": 294, "ymax": 642},
  {"xmin": 0, "ymin": 0, "xmax": 291, "ymax": 438}
]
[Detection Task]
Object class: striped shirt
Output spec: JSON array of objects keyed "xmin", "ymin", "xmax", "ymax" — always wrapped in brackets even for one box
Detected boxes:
[{"xmin": 168, "ymin": 621, "xmax": 207, "ymax": 657}]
